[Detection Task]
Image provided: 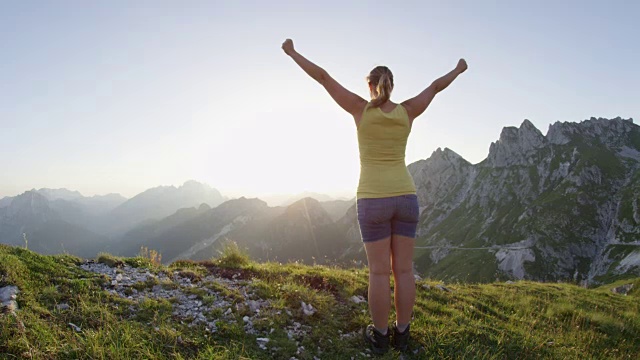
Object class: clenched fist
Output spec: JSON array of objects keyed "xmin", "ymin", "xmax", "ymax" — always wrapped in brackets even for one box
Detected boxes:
[
  {"xmin": 282, "ymin": 39, "xmax": 295, "ymax": 56},
  {"xmin": 456, "ymin": 58, "xmax": 468, "ymax": 74}
]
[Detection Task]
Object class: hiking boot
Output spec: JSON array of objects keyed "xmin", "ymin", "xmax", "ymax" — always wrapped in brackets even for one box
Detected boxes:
[
  {"xmin": 363, "ymin": 324, "xmax": 390, "ymax": 354},
  {"xmin": 392, "ymin": 323, "xmax": 410, "ymax": 352}
]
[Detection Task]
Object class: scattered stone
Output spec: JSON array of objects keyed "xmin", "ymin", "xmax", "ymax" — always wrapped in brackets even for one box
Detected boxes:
[
  {"xmin": 78, "ymin": 260, "xmax": 315, "ymax": 346},
  {"xmin": 350, "ymin": 295, "xmax": 366, "ymax": 304},
  {"xmin": 0, "ymin": 286, "xmax": 19, "ymax": 314},
  {"xmin": 286, "ymin": 321, "xmax": 312, "ymax": 342},
  {"xmin": 435, "ymin": 284, "xmax": 452, "ymax": 292},
  {"xmin": 301, "ymin": 301, "xmax": 316, "ymax": 316},
  {"xmin": 339, "ymin": 331, "xmax": 358, "ymax": 339},
  {"xmin": 422, "ymin": 284, "xmax": 431, "ymax": 290},
  {"xmin": 505, "ymin": 280, "xmax": 514, "ymax": 284},
  {"xmin": 257, "ymin": 337, "xmax": 269, "ymax": 350},
  {"xmin": 56, "ymin": 303, "xmax": 70, "ymax": 311},
  {"xmin": 611, "ymin": 283, "xmax": 634, "ymax": 295},
  {"xmin": 68, "ymin": 323, "xmax": 82, "ymax": 332}
]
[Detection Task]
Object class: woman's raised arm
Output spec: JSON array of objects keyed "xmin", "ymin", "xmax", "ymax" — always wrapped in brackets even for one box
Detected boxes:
[
  {"xmin": 282, "ymin": 39, "xmax": 367, "ymax": 120},
  {"xmin": 402, "ymin": 59, "xmax": 468, "ymax": 121}
]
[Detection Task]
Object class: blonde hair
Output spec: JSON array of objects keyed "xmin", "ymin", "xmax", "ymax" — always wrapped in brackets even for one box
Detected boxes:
[{"xmin": 367, "ymin": 66, "xmax": 394, "ymax": 108}]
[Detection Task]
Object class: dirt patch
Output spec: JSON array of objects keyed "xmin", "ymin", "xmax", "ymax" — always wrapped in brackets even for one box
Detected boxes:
[
  {"xmin": 199, "ymin": 263, "xmax": 257, "ymax": 281},
  {"xmin": 297, "ymin": 274, "xmax": 339, "ymax": 297},
  {"xmin": 175, "ymin": 270, "xmax": 202, "ymax": 283}
]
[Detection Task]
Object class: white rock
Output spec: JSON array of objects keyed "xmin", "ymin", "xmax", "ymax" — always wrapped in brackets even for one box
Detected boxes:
[
  {"xmin": 349, "ymin": 295, "xmax": 366, "ymax": 304},
  {"xmin": 0, "ymin": 286, "xmax": 20, "ymax": 313},
  {"xmin": 56, "ymin": 303, "xmax": 70, "ymax": 311},
  {"xmin": 68, "ymin": 323, "xmax": 82, "ymax": 332},
  {"xmin": 301, "ymin": 301, "xmax": 316, "ymax": 316}
]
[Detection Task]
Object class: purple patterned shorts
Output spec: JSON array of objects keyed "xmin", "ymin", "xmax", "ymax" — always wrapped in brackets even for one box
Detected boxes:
[{"xmin": 356, "ymin": 194, "xmax": 420, "ymax": 243}]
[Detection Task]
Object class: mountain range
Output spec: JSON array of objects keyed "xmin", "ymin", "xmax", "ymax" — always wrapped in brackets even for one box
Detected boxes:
[{"xmin": 1, "ymin": 117, "xmax": 639, "ymax": 283}]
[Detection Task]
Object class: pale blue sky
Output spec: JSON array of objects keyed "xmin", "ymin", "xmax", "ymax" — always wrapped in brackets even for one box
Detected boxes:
[{"xmin": 1, "ymin": 0, "xmax": 638, "ymax": 198}]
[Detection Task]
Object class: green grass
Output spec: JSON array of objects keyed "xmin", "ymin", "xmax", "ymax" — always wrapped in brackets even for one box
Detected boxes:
[
  {"xmin": 1, "ymin": 244, "xmax": 639, "ymax": 359},
  {"xmin": 214, "ymin": 241, "xmax": 250, "ymax": 268}
]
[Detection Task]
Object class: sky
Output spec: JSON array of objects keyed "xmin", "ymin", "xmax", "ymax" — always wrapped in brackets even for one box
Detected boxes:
[{"xmin": 1, "ymin": 0, "xmax": 638, "ymax": 199}]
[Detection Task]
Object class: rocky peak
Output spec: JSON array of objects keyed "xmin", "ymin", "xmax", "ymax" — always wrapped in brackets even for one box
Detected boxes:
[
  {"xmin": 409, "ymin": 147, "xmax": 469, "ymax": 175},
  {"xmin": 487, "ymin": 119, "xmax": 546, "ymax": 167},
  {"xmin": 546, "ymin": 117, "xmax": 636, "ymax": 147},
  {"xmin": 431, "ymin": 147, "xmax": 468, "ymax": 164}
]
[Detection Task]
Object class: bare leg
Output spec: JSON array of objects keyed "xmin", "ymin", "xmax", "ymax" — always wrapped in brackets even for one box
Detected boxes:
[
  {"xmin": 363, "ymin": 237, "xmax": 392, "ymax": 331},
  {"xmin": 391, "ymin": 234, "xmax": 415, "ymax": 326}
]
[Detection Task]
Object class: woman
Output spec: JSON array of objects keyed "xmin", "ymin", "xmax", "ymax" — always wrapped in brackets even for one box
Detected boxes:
[{"xmin": 282, "ymin": 39, "xmax": 467, "ymax": 354}]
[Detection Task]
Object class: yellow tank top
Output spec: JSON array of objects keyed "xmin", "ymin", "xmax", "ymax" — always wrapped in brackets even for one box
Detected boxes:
[{"xmin": 357, "ymin": 103, "xmax": 417, "ymax": 199}]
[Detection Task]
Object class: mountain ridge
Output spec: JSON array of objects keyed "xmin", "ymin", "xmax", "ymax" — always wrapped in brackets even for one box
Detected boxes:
[{"xmin": 1, "ymin": 117, "xmax": 638, "ymax": 283}]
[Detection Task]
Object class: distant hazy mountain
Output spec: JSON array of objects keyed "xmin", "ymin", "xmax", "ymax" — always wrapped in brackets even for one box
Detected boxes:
[
  {"xmin": 34, "ymin": 189, "xmax": 127, "ymax": 235},
  {"xmin": 0, "ymin": 191, "xmax": 108, "ymax": 257},
  {"xmin": 102, "ymin": 180, "xmax": 225, "ymax": 236},
  {"xmin": 114, "ymin": 197, "xmax": 270, "ymax": 263},
  {"xmin": 196, "ymin": 197, "xmax": 355, "ymax": 264},
  {"xmin": 320, "ymin": 199, "xmax": 355, "ymax": 222},
  {"xmin": 280, "ymin": 192, "xmax": 336, "ymax": 206},
  {"xmin": 258, "ymin": 191, "xmax": 352, "ymax": 207},
  {"xmin": 0, "ymin": 181, "xmax": 225, "ymax": 256},
  {"xmin": 113, "ymin": 203, "xmax": 213, "ymax": 257},
  {"xmin": 112, "ymin": 197, "xmax": 364, "ymax": 266},
  {"xmin": 75, "ymin": 193, "xmax": 128, "ymax": 215},
  {"xmin": 35, "ymin": 188, "xmax": 84, "ymax": 202},
  {"xmin": 0, "ymin": 189, "xmax": 128, "ymax": 233},
  {"xmin": 0, "ymin": 197, "xmax": 12, "ymax": 208}
]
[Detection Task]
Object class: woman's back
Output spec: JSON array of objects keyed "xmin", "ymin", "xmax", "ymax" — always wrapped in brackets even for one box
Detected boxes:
[{"xmin": 357, "ymin": 103, "xmax": 416, "ymax": 199}]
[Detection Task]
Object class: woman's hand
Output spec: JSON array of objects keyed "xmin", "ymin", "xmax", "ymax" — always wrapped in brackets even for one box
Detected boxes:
[
  {"xmin": 456, "ymin": 58, "xmax": 468, "ymax": 74},
  {"xmin": 282, "ymin": 39, "xmax": 295, "ymax": 56}
]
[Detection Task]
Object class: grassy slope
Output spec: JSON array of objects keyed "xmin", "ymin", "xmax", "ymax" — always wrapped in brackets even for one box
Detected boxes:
[{"xmin": 1, "ymin": 244, "xmax": 639, "ymax": 360}]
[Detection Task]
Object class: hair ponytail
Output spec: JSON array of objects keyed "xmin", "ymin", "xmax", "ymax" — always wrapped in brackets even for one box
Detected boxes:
[{"xmin": 367, "ymin": 66, "xmax": 394, "ymax": 108}]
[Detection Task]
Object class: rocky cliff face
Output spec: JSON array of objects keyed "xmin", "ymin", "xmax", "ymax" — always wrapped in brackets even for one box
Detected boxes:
[
  {"xmin": 337, "ymin": 117, "xmax": 639, "ymax": 282},
  {"xmin": 404, "ymin": 117, "xmax": 640, "ymax": 283}
]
